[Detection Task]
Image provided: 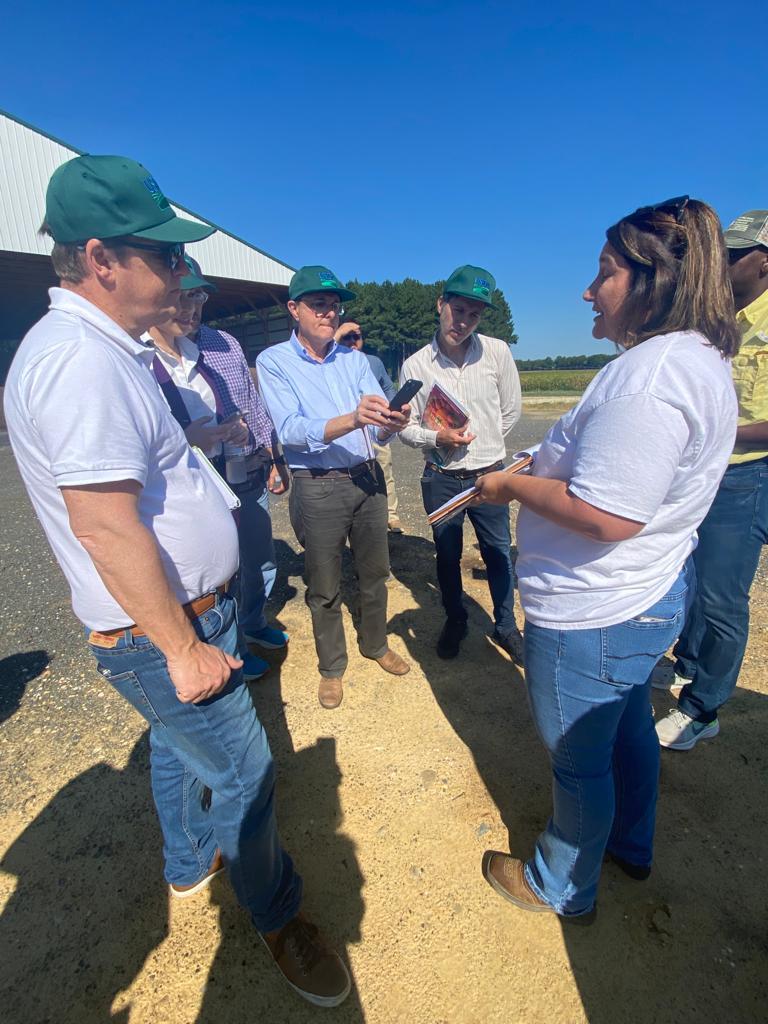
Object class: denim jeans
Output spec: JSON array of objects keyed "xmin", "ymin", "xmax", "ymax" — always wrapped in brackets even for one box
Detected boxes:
[
  {"xmin": 87, "ymin": 592, "xmax": 302, "ymax": 932},
  {"xmin": 674, "ymin": 457, "xmax": 768, "ymax": 724},
  {"xmin": 232, "ymin": 466, "xmax": 278, "ymax": 641},
  {"xmin": 523, "ymin": 565, "xmax": 692, "ymax": 915},
  {"xmin": 420, "ymin": 466, "xmax": 516, "ymax": 635}
]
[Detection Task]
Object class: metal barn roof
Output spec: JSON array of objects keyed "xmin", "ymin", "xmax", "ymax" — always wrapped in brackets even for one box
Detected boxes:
[{"xmin": 0, "ymin": 109, "xmax": 294, "ymax": 338}]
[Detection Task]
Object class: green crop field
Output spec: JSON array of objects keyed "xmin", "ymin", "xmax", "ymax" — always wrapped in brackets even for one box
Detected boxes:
[{"xmin": 519, "ymin": 369, "xmax": 599, "ymax": 394}]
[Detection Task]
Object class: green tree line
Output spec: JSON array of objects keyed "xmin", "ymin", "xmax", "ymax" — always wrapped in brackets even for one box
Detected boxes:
[
  {"xmin": 343, "ymin": 277, "xmax": 517, "ymax": 376},
  {"xmin": 516, "ymin": 353, "xmax": 617, "ymax": 371}
]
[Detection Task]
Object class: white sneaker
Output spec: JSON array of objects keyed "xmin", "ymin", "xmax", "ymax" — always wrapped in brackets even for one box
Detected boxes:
[
  {"xmin": 656, "ymin": 709, "xmax": 719, "ymax": 750},
  {"xmin": 651, "ymin": 666, "xmax": 690, "ymax": 692}
]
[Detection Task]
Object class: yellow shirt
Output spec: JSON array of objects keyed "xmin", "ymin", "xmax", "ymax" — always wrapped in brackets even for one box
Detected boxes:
[{"xmin": 730, "ymin": 288, "xmax": 768, "ymax": 464}]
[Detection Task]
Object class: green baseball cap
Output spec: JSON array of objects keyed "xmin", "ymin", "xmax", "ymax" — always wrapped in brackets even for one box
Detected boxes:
[
  {"xmin": 288, "ymin": 265, "xmax": 356, "ymax": 303},
  {"xmin": 45, "ymin": 154, "xmax": 215, "ymax": 245},
  {"xmin": 443, "ymin": 264, "xmax": 496, "ymax": 307},
  {"xmin": 181, "ymin": 256, "xmax": 218, "ymax": 292},
  {"xmin": 723, "ymin": 210, "xmax": 768, "ymax": 250}
]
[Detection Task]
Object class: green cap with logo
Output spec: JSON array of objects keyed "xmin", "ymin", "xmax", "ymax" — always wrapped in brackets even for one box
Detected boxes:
[
  {"xmin": 181, "ymin": 255, "xmax": 218, "ymax": 292},
  {"xmin": 45, "ymin": 154, "xmax": 216, "ymax": 245},
  {"xmin": 443, "ymin": 265, "xmax": 496, "ymax": 307},
  {"xmin": 723, "ymin": 210, "xmax": 768, "ymax": 250},
  {"xmin": 288, "ymin": 265, "xmax": 356, "ymax": 303}
]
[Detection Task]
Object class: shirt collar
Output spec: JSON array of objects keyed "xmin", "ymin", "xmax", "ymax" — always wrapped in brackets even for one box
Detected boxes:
[
  {"xmin": 737, "ymin": 288, "xmax": 768, "ymax": 327},
  {"xmin": 49, "ymin": 287, "xmax": 153, "ymax": 363},
  {"xmin": 430, "ymin": 331, "xmax": 479, "ymax": 363},
  {"xmin": 289, "ymin": 330, "xmax": 338, "ymax": 363}
]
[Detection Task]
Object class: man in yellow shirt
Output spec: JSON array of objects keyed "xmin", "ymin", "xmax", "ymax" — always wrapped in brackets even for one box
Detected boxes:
[{"xmin": 656, "ymin": 210, "xmax": 768, "ymax": 750}]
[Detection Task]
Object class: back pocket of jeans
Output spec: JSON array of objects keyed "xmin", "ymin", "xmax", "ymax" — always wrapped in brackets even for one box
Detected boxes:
[
  {"xmin": 601, "ymin": 611, "xmax": 682, "ymax": 687},
  {"xmin": 94, "ymin": 664, "xmax": 166, "ymax": 726}
]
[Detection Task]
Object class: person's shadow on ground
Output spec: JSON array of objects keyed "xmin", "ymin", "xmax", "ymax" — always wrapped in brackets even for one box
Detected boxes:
[
  {"xmin": 196, "ymin": 734, "xmax": 366, "ymax": 1023},
  {"xmin": 0, "ymin": 734, "xmax": 166, "ymax": 1024},
  {"xmin": 387, "ymin": 532, "xmax": 551, "ymax": 845},
  {"xmin": 557, "ymin": 685, "xmax": 768, "ymax": 1023},
  {"xmin": 0, "ymin": 649, "xmax": 50, "ymax": 724}
]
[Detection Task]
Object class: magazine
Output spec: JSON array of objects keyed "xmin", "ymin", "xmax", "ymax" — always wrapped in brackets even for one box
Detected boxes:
[
  {"xmin": 427, "ymin": 447, "xmax": 540, "ymax": 528},
  {"xmin": 421, "ymin": 383, "xmax": 470, "ymax": 467}
]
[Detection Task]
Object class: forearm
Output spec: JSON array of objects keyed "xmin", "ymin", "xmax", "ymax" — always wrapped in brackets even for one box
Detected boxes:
[
  {"xmin": 78, "ymin": 518, "xmax": 197, "ymax": 656},
  {"xmin": 398, "ymin": 422, "xmax": 439, "ymax": 450},
  {"xmin": 493, "ymin": 474, "xmax": 643, "ymax": 542},
  {"xmin": 323, "ymin": 412, "xmax": 358, "ymax": 443},
  {"xmin": 735, "ymin": 421, "xmax": 768, "ymax": 447}
]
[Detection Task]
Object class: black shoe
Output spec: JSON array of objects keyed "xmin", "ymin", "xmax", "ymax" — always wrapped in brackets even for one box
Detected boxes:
[
  {"xmin": 491, "ymin": 628, "xmax": 524, "ymax": 665},
  {"xmin": 436, "ymin": 619, "xmax": 468, "ymax": 659},
  {"xmin": 605, "ymin": 851, "xmax": 651, "ymax": 881}
]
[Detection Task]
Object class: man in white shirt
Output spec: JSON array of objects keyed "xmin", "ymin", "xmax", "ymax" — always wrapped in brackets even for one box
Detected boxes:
[
  {"xmin": 3, "ymin": 155, "xmax": 350, "ymax": 1007},
  {"xmin": 399, "ymin": 265, "xmax": 523, "ymax": 661}
]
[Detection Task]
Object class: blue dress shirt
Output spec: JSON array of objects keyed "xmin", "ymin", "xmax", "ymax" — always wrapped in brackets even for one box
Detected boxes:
[{"xmin": 257, "ymin": 332, "xmax": 388, "ymax": 470}]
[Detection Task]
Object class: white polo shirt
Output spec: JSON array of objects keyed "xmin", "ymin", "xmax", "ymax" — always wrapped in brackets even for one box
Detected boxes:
[
  {"xmin": 147, "ymin": 335, "xmax": 223, "ymax": 457},
  {"xmin": 3, "ymin": 288, "xmax": 239, "ymax": 630}
]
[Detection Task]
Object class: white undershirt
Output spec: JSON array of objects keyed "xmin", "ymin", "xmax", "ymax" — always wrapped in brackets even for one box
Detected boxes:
[{"xmin": 148, "ymin": 335, "xmax": 222, "ymax": 457}]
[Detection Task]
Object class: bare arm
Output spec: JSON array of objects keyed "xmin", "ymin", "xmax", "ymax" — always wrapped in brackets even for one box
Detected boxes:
[
  {"xmin": 735, "ymin": 421, "xmax": 768, "ymax": 447},
  {"xmin": 62, "ymin": 481, "xmax": 241, "ymax": 703},
  {"xmin": 475, "ymin": 471, "xmax": 644, "ymax": 543}
]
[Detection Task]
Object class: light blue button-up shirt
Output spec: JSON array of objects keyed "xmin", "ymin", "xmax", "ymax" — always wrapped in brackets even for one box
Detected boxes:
[{"xmin": 257, "ymin": 332, "xmax": 388, "ymax": 470}]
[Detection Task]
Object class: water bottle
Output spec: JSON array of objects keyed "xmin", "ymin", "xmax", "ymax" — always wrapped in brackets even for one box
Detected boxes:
[{"xmin": 223, "ymin": 442, "xmax": 248, "ymax": 485}]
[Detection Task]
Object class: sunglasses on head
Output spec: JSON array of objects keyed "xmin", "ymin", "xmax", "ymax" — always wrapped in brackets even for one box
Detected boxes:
[{"xmin": 633, "ymin": 195, "xmax": 690, "ymax": 224}]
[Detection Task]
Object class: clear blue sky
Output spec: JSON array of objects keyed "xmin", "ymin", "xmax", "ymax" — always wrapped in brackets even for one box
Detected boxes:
[{"xmin": 2, "ymin": 1, "xmax": 766, "ymax": 359}]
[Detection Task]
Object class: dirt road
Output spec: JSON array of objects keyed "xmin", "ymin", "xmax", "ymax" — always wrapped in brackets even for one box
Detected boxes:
[{"xmin": 1, "ymin": 411, "xmax": 766, "ymax": 1024}]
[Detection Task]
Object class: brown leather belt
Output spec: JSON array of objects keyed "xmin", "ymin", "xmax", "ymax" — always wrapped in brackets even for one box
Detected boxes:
[
  {"xmin": 425, "ymin": 460, "xmax": 503, "ymax": 480},
  {"xmin": 292, "ymin": 459, "xmax": 377, "ymax": 480},
  {"xmin": 88, "ymin": 584, "xmax": 228, "ymax": 645}
]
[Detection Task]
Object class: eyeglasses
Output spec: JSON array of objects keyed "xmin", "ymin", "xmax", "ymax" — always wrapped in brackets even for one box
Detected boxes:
[
  {"xmin": 301, "ymin": 298, "xmax": 344, "ymax": 317},
  {"xmin": 78, "ymin": 240, "xmax": 186, "ymax": 271},
  {"xmin": 634, "ymin": 195, "xmax": 690, "ymax": 224},
  {"xmin": 180, "ymin": 289, "xmax": 209, "ymax": 304}
]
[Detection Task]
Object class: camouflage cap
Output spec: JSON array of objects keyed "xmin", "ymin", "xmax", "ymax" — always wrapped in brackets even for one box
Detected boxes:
[{"xmin": 723, "ymin": 210, "xmax": 768, "ymax": 250}]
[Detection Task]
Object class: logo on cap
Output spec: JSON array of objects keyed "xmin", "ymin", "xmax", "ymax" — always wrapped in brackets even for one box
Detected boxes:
[
  {"xmin": 143, "ymin": 176, "xmax": 170, "ymax": 210},
  {"xmin": 472, "ymin": 277, "xmax": 491, "ymax": 298},
  {"xmin": 318, "ymin": 270, "xmax": 338, "ymax": 287}
]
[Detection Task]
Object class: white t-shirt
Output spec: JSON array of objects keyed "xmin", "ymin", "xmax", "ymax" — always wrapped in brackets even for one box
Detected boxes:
[
  {"xmin": 516, "ymin": 331, "xmax": 737, "ymax": 629},
  {"xmin": 147, "ymin": 335, "xmax": 222, "ymax": 457},
  {"xmin": 3, "ymin": 289, "xmax": 239, "ymax": 630}
]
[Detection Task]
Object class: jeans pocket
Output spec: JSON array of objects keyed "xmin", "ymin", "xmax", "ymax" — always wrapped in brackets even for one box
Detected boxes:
[
  {"xmin": 94, "ymin": 664, "xmax": 166, "ymax": 726},
  {"xmin": 601, "ymin": 609, "xmax": 683, "ymax": 686}
]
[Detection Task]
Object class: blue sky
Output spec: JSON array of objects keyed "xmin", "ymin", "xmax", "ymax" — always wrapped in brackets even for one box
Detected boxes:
[{"xmin": 2, "ymin": 1, "xmax": 766, "ymax": 359}]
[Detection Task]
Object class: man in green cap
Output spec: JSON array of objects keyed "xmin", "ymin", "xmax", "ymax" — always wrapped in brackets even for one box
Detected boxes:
[
  {"xmin": 257, "ymin": 266, "xmax": 413, "ymax": 710},
  {"xmin": 3, "ymin": 157, "xmax": 351, "ymax": 1007},
  {"xmin": 400, "ymin": 265, "xmax": 523, "ymax": 661},
  {"xmin": 655, "ymin": 210, "xmax": 768, "ymax": 751}
]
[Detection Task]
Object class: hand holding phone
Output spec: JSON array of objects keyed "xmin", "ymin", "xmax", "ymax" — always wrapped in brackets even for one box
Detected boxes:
[{"xmin": 389, "ymin": 379, "xmax": 423, "ymax": 411}]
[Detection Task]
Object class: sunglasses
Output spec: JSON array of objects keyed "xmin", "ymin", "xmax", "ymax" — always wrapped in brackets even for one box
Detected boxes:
[
  {"xmin": 342, "ymin": 331, "xmax": 362, "ymax": 342},
  {"xmin": 633, "ymin": 195, "xmax": 690, "ymax": 224},
  {"xmin": 120, "ymin": 240, "xmax": 186, "ymax": 271},
  {"xmin": 180, "ymin": 288, "xmax": 209, "ymax": 304}
]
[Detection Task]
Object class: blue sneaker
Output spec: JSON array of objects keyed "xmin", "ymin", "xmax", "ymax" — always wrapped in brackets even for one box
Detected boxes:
[
  {"xmin": 245, "ymin": 625, "xmax": 289, "ymax": 650},
  {"xmin": 241, "ymin": 652, "xmax": 269, "ymax": 681}
]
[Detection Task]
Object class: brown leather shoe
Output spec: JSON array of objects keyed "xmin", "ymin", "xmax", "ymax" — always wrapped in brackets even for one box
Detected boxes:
[
  {"xmin": 318, "ymin": 676, "xmax": 343, "ymax": 709},
  {"xmin": 261, "ymin": 913, "xmax": 351, "ymax": 1007},
  {"xmin": 482, "ymin": 851, "xmax": 596, "ymax": 924},
  {"xmin": 170, "ymin": 849, "xmax": 224, "ymax": 898},
  {"xmin": 374, "ymin": 648, "xmax": 411, "ymax": 675}
]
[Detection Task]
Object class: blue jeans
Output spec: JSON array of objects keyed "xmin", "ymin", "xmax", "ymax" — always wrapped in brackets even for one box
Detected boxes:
[
  {"xmin": 232, "ymin": 466, "xmax": 278, "ymax": 640},
  {"xmin": 674, "ymin": 458, "xmax": 768, "ymax": 724},
  {"xmin": 523, "ymin": 566, "xmax": 691, "ymax": 915},
  {"xmin": 421, "ymin": 466, "xmax": 516, "ymax": 635},
  {"xmin": 87, "ymin": 592, "xmax": 302, "ymax": 933}
]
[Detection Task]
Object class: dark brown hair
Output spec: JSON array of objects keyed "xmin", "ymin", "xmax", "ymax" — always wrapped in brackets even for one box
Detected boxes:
[{"xmin": 606, "ymin": 199, "xmax": 740, "ymax": 358}]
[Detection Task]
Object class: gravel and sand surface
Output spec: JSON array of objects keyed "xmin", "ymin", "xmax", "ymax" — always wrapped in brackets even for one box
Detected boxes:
[{"xmin": 1, "ymin": 409, "xmax": 766, "ymax": 1024}]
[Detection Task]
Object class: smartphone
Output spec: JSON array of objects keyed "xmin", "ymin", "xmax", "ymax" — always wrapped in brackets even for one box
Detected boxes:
[{"xmin": 389, "ymin": 378, "xmax": 423, "ymax": 411}]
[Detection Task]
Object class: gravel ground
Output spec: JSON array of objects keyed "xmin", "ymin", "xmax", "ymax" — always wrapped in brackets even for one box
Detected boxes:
[{"xmin": 1, "ymin": 411, "xmax": 766, "ymax": 1024}]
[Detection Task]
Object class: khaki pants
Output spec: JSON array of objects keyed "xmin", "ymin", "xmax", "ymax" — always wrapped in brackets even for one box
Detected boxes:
[{"xmin": 374, "ymin": 441, "xmax": 399, "ymax": 518}]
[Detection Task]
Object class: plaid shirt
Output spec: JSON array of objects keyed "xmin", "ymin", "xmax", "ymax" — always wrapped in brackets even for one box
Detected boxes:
[{"xmin": 196, "ymin": 325, "xmax": 275, "ymax": 451}]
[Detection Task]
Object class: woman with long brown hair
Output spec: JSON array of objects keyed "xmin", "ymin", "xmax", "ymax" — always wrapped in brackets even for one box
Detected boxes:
[{"xmin": 477, "ymin": 197, "xmax": 739, "ymax": 920}]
